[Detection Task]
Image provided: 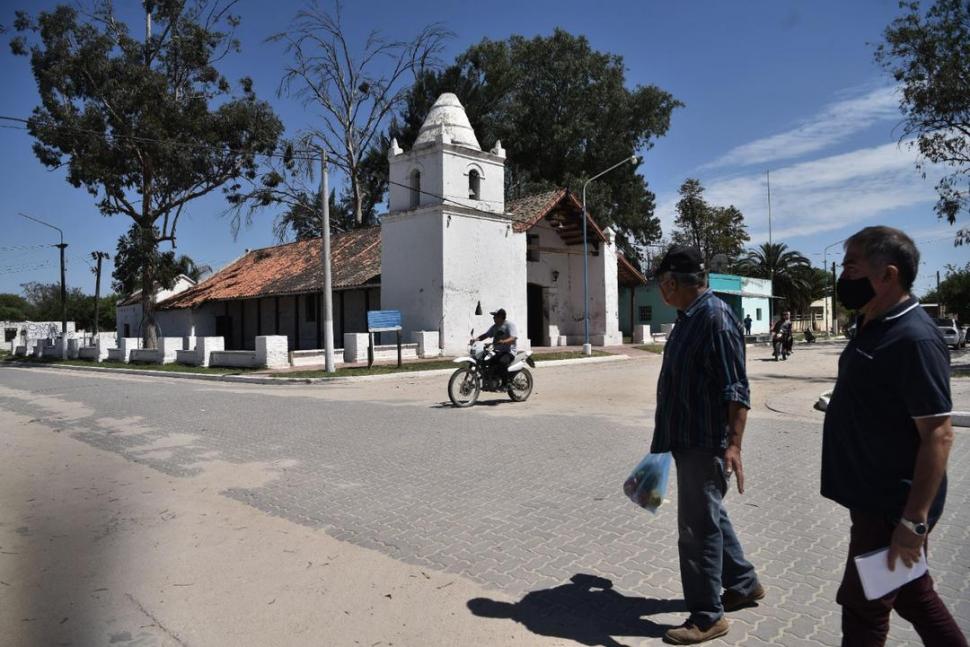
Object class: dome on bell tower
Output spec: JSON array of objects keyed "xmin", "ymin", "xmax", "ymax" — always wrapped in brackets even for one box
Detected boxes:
[{"xmin": 413, "ymin": 93, "xmax": 481, "ymax": 150}]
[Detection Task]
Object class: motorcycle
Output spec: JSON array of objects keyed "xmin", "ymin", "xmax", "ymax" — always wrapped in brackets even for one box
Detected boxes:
[
  {"xmin": 772, "ymin": 332, "xmax": 793, "ymax": 361},
  {"xmin": 448, "ymin": 341, "xmax": 535, "ymax": 407}
]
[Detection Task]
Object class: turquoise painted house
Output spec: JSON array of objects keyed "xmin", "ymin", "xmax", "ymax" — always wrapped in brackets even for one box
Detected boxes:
[{"xmin": 619, "ymin": 273, "xmax": 774, "ymax": 337}]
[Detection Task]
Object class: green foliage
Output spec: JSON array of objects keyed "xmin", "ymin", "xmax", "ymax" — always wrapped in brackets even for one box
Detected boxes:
[
  {"xmin": 113, "ymin": 224, "xmax": 211, "ymax": 294},
  {"xmin": 876, "ymin": 0, "xmax": 970, "ymax": 243},
  {"xmin": 271, "ymin": 188, "xmax": 353, "ymax": 242},
  {"xmin": 19, "ymin": 281, "xmax": 117, "ymax": 331},
  {"xmin": 12, "ymin": 2, "xmax": 283, "ymax": 345},
  {"xmin": 736, "ymin": 243, "xmax": 821, "ymax": 312},
  {"xmin": 925, "ymin": 262, "xmax": 970, "ymax": 321},
  {"xmin": 0, "ymin": 293, "xmax": 31, "ymax": 321},
  {"xmin": 390, "ymin": 29, "xmax": 682, "ymax": 257},
  {"xmin": 671, "ymin": 178, "xmax": 750, "ymax": 263}
]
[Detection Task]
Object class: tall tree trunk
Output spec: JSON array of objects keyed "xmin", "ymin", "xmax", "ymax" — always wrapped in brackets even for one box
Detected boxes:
[
  {"xmin": 352, "ymin": 173, "xmax": 364, "ymax": 226},
  {"xmin": 139, "ymin": 221, "xmax": 159, "ymax": 350}
]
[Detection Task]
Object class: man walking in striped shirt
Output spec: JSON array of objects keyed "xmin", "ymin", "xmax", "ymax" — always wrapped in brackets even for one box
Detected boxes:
[{"xmin": 650, "ymin": 245, "xmax": 764, "ymax": 645}]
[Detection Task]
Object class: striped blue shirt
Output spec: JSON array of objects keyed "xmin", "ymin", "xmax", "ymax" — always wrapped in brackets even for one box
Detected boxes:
[{"xmin": 650, "ymin": 289, "xmax": 751, "ymax": 452}]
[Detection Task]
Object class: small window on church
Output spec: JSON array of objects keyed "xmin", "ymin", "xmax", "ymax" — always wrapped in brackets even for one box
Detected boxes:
[
  {"xmin": 410, "ymin": 170, "xmax": 421, "ymax": 209},
  {"xmin": 527, "ymin": 234, "xmax": 540, "ymax": 262},
  {"xmin": 468, "ymin": 169, "xmax": 481, "ymax": 200}
]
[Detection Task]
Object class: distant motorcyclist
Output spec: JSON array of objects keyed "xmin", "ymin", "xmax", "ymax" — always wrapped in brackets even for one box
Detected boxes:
[
  {"xmin": 772, "ymin": 311, "xmax": 794, "ymax": 360},
  {"xmin": 472, "ymin": 308, "xmax": 518, "ymax": 379}
]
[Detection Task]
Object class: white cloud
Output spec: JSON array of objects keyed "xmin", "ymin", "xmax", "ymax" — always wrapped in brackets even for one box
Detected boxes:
[
  {"xmin": 703, "ymin": 85, "xmax": 901, "ymax": 169},
  {"xmin": 656, "ymin": 139, "xmax": 944, "ymax": 244}
]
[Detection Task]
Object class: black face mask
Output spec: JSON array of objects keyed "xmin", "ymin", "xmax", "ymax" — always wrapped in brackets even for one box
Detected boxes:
[{"xmin": 836, "ymin": 276, "xmax": 876, "ymax": 310}]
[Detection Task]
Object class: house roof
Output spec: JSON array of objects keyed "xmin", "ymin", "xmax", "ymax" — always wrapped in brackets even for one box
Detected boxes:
[
  {"xmin": 158, "ymin": 227, "xmax": 381, "ymax": 310},
  {"xmin": 507, "ymin": 188, "xmax": 608, "ymax": 244},
  {"xmin": 507, "ymin": 188, "xmax": 645, "ymax": 286},
  {"xmin": 118, "ymin": 274, "xmax": 196, "ymax": 307}
]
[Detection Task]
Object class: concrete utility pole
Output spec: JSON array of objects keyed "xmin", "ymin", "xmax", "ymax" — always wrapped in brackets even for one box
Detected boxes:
[
  {"xmin": 832, "ymin": 261, "xmax": 838, "ymax": 335},
  {"xmin": 91, "ymin": 251, "xmax": 110, "ymax": 335},
  {"xmin": 319, "ymin": 149, "xmax": 336, "ymax": 373},
  {"xmin": 19, "ymin": 212, "xmax": 67, "ymax": 334}
]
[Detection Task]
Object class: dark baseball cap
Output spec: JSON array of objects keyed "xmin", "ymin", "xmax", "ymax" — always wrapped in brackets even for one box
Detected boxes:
[
  {"xmin": 654, "ymin": 245, "xmax": 705, "ymax": 277},
  {"xmin": 489, "ymin": 308, "xmax": 507, "ymax": 318}
]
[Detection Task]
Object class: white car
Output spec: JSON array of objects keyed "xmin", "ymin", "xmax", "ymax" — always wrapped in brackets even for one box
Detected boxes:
[{"xmin": 935, "ymin": 318, "xmax": 966, "ymax": 349}]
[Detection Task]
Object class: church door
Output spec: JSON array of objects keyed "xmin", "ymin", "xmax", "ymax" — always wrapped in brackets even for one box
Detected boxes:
[{"xmin": 527, "ymin": 283, "xmax": 544, "ymax": 346}]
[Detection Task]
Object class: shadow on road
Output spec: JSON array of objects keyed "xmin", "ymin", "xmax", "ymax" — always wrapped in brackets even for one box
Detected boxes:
[
  {"xmin": 430, "ymin": 398, "xmax": 518, "ymax": 409},
  {"xmin": 467, "ymin": 573, "xmax": 684, "ymax": 647}
]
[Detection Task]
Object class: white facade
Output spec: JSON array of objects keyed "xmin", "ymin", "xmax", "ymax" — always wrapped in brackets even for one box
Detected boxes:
[
  {"xmin": 116, "ymin": 275, "xmax": 196, "ymax": 340},
  {"xmin": 383, "ymin": 93, "xmax": 526, "ymax": 356}
]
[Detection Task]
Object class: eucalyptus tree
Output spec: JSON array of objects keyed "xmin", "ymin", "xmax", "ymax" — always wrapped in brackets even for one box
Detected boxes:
[{"xmin": 11, "ymin": 1, "xmax": 283, "ymax": 347}]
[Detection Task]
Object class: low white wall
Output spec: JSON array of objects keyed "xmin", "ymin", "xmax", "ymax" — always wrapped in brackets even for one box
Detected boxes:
[
  {"xmin": 290, "ymin": 349, "xmax": 346, "ymax": 368},
  {"xmin": 256, "ymin": 335, "xmax": 289, "ymax": 369},
  {"xmin": 78, "ymin": 347, "xmax": 100, "ymax": 361},
  {"xmin": 343, "ymin": 333, "xmax": 369, "ymax": 363},
  {"xmin": 412, "ymin": 331, "xmax": 440, "ymax": 358},
  {"xmin": 196, "ymin": 336, "xmax": 224, "ymax": 368},
  {"xmin": 174, "ymin": 349, "xmax": 200, "ymax": 366},
  {"xmin": 209, "ymin": 350, "xmax": 259, "ymax": 368},
  {"xmin": 633, "ymin": 325, "xmax": 652, "ymax": 344}
]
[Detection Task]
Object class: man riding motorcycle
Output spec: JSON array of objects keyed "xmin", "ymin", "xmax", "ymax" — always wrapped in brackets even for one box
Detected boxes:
[
  {"xmin": 772, "ymin": 310, "xmax": 794, "ymax": 360},
  {"xmin": 471, "ymin": 308, "xmax": 518, "ymax": 381}
]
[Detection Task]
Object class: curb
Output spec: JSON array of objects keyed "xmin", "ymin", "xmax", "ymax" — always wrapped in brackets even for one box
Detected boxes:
[
  {"xmin": 1, "ymin": 353, "xmax": 630, "ymax": 386},
  {"xmin": 953, "ymin": 412, "xmax": 970, "ymax": 428}
]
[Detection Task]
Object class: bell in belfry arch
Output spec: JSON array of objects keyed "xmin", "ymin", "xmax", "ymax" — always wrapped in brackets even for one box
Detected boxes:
[{"xmin": 475, "ymin": 301, "xmax": 483, "ymax": 315}]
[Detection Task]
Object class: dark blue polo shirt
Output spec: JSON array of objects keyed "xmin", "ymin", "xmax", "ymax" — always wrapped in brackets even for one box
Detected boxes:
[{"xmin": 821, "ymin": 297, "xmax": 951, "ymax": 522}]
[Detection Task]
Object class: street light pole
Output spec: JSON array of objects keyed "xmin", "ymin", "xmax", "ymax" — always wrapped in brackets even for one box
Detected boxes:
[
  {"xmin": 822, "ymin": 238, "xmax": 847, "ymax": 336},
  {"xmin": 91, "ymin": 251, "xmax": 110, "ymax": 336},
  {"xmin": 319, "ymin": 148, "xmax": 336, "ymax": 373},
  {"xmin": 582, "ymin": 155, "xmax": 640, "ymax": 356},
  {"xmin": 19, "ymin": 212, "xmax": 67, "ymax": 334}
]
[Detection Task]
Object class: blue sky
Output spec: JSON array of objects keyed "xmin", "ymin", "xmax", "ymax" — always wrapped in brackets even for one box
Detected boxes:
[{"xmin": 1, "ymin": 0, "xmax": 965, "ymax": 298}]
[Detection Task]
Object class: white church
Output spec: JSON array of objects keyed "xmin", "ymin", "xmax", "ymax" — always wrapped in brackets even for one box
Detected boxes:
[{"xmin": 123, "ymin": 93, "xmax": 646, "ymax": 358}]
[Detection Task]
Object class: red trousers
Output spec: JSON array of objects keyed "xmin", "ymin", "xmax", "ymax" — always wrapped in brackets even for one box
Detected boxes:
[{"xmin": 837, "ymin": 510, "xmax": 967, "ymax": 646}]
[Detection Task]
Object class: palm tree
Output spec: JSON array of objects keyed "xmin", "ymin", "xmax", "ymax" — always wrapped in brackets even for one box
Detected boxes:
[
  {"xmin": 174, "ymin": 255, "xmax": 212, "ymax": 283},
  {"xmin": 736, "ymin": 242, "xmax": 813, "ymax": 312}
]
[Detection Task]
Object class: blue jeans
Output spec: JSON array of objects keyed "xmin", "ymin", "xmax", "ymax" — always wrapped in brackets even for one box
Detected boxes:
[{"xmin": 673, "ymin": 448, "xmax": 759, "ymax": 628}]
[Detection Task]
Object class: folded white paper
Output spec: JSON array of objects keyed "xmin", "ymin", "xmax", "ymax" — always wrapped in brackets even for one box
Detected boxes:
[{"xmin": 854, "ymin": 547, "xmax": 928, "ymax": 600}]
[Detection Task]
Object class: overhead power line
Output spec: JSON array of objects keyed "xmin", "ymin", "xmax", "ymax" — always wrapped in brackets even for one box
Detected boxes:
[{"xmin": 0, "ymin": 113, "xmax": 524, "ymax": 224}]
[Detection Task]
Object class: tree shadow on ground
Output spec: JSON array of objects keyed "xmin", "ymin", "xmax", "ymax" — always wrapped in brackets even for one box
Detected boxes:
[{"xmin": 468, "ymin": 573, "xmax": 684, "ymax": 647}]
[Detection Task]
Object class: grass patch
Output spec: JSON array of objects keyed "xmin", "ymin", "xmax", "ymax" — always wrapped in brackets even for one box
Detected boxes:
[
  {"xmin": 269, "ymin": 351, "xmax": 611, "ymax": 379},
  {"xmin": 634, "ymin": 344, "xmax": 665, "ymax": 354},
  {"xmin": 2, "ymin": 354, "xmax": 258, "ymax": 375},
  {"xmin": 270, "ymin": 359, "xmax": 459, "ymax": 379}
]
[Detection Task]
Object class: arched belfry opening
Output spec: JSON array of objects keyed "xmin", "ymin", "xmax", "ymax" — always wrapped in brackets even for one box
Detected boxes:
[{"xmin": 468, "ymin": 169, "xmax": 481, "ymax": 200}]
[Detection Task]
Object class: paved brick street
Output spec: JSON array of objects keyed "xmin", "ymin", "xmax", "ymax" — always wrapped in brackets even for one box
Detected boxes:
[{"xmin": 0, "ymin": 346, "xmax": 967, "ymax": 646}]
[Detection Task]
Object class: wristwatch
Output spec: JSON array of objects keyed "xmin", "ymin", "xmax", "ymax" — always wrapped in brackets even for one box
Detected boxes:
[{"xmin": 899, "ymin": 518, "xmax": 929, "ymax": 536}]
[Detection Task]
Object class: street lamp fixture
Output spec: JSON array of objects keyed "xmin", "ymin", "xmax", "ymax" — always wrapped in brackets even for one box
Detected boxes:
[
  {"xmin": 18, "ymin": 212, "xmax": 68, "ymax": 335},
  {"xmin": 581, "ymin": 154, "xmax": 640, "ymax": 356},
  {"xmin": 822, "ymin": 238, "xmax": 847, "ymax": 336}
]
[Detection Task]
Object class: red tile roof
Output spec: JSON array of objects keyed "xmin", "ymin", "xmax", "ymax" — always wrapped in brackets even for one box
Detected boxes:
[
  {"xmin": 506, "ymin": 188, "xmax": 607, "ymax": 242},
  {"xmin": 158, "ymin": 227, "xmax": 381, "ymax": 310}
]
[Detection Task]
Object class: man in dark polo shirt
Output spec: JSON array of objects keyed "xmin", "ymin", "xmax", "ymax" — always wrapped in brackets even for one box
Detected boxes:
[
  {"xmin": 822, "ymin": 226, "xmax": 966, "ymax": 646},
  {"xmin": 650, "ymin": 245, "xmax": 763, "ymax": 645}
]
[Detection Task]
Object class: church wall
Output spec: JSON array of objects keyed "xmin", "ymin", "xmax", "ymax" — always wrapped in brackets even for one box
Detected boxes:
[
  {"xmin": 388, "ymin": 146, "xmax": 443, "ymax": 213},
  {"xmin": 525, "ymin": 223, "xmax": 580, "ymax": 342},
  {"xmin": 380, "ymin": 209, "xmax": 445, "ymax": 346},
  {"xmin": 441, "ymin": 211, "xmax": 527, "ymax": 355},
  {"xmin": 440, "ymin": 148, "xmax": 504, "ymax": 214}
]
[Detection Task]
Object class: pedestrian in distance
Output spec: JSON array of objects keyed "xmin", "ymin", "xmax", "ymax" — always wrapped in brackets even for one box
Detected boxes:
[
  {"xmin": 650, "ymin": 245, "xmax": 764, "ymax": 645},
  {"xmin": 743, "ymin": 314, "xmax": 752, "ymax": 336},
  {"xmin": 822, "ymin": 226, "xmax": 967, "ymax": 647}
]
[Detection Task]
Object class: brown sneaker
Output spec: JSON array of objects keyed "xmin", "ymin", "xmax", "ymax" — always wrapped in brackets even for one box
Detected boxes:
[
  {"xmin": 721, "ymin": 583, "xmax": 766, "ymax": 611},
  {"xmin": 663, "ymin": 618, "xmax": 730, "ymax": 644}
]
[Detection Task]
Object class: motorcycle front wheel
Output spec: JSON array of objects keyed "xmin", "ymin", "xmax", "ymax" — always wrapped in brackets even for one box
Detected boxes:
[
  {"xmin": 507, "ymin": 368, "xmax": 533, "ymax": 402},
  {"xmin": 448, "ymin": 367, "xmax": 481, "ymax": 407}
]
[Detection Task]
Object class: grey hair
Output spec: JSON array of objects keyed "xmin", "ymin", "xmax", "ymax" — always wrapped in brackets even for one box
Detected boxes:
[
  {"xmin": 666, "ymin": 271, "xmax": 707, "ymax": 288},
  {"xmin": 845, "ymin": 226, "xmax": 919, "ymax": 290}
]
